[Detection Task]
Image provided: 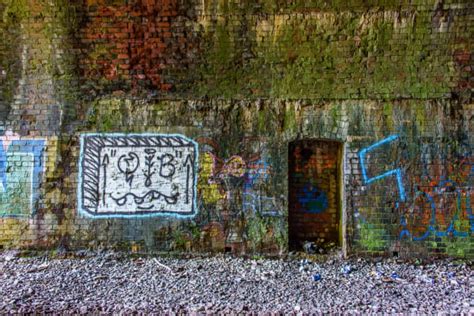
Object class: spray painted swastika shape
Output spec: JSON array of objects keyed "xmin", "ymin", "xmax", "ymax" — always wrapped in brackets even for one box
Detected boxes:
[{"xmin": 359, "ymin": 135, "xmax": 406, "ymax": 202}]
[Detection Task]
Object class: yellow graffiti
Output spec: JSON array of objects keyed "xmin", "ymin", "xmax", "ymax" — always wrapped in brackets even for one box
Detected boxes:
[
  {"xmin": 223, "ymin": 155, "xmax": 246, "ymax": 178},
  {"xmin": 198, "ymin": 152, "xmax": 225, "ymax": 204}
]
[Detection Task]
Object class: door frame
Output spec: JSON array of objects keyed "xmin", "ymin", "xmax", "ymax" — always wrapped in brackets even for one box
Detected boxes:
[{"xmin": 286, "ymin": 138, "xmax": 347, "ymax": 256}]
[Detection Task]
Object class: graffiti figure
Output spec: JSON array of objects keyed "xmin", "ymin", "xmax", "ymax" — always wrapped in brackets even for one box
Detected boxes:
[{"xmin": 400, "ymin": 180, "xmax": 473, "ymax": 240}]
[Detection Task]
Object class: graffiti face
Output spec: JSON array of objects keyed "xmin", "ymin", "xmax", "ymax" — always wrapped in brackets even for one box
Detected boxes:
[
  {"xmin": 221, "ymin": 156, "xmax": 246, "ymax": 178},
  {"xmin": 78, "ymin": 134, "xmax": 198, "ymax": 218},
  {"xmin": 0, "ymin": 133, "xmax": 46, "ymax": 217},
  {"xmin": 197, "ymin": 138, "xmax": 279, "ymax": 217}
]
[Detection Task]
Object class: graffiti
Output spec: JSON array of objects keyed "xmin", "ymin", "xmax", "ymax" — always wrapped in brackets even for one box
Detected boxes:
[
  {"xmin": 0, "ymin": 132, "xmax": 46, "ymax": 217},
  {"xmin": 359, "ymin": 136, "xmax": 473, "ymax": 241},
  {"xmin": 297, "ymin": 184, "xmax": 328, "ymax": 214},
  {"xmin": 198, "ymin": 152, "xmax": 226, "ymax": 204},
  {"xmin": 356, "ymin": 211, "xmax": 388, "ymax": 250},
  {"xmin": 198, "ymin": 152, "xmax": 247, "ymax": 204},
  {"xmin": 197, "ymin": 137, "xmax": 279, "ymax": 216},
  {"xmin": 242, "ymin": 157, "xmax": 279, "ymax": 216},
  {"xmin": 78, "ymin": 133, "xmax": 198, "ymax": 218},
  {"xmin": 359, "ymin": 135, "xmax": 406, "ymax": 201},
  {"xmin": 400, "ymin": 179, "xmax": 473, "ymax": 241},
  {"xmin": 221, "ymin": 155, "xmax": 246, "ymax": 178}
]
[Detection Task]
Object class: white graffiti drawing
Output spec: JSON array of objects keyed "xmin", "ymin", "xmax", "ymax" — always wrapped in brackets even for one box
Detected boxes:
[{"xmin": 78, "ymin": 134, "xmax": 199, "ymax": 218}]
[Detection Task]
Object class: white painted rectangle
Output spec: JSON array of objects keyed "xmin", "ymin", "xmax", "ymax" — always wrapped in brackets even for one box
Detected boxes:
[{"xmin": 78, "ymin": 134, "xmax": 198, "ymax": 218}]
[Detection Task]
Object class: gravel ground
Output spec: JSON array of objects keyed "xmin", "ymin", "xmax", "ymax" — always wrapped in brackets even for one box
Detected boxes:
[{"xmin": 0, "ymin": 250, "xmax": 472, "ymax": 314}]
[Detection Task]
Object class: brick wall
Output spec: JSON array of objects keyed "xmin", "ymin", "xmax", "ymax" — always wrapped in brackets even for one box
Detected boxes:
[{"xmin": 0, "ymin": 0, "xmax": 472, "ymax": 258}]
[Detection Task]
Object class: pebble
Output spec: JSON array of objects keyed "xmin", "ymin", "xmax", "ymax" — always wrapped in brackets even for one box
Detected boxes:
[{"xmin": 0, "ymin": 251, "xmax": 471, "ymax": 313}]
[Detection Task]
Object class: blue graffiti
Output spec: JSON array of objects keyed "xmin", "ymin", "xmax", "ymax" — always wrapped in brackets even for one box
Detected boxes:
[
  {"xmin": 244, "ymin": 158, "xmax": 271, "ymax": 188},
  {"xmin": 359, "ymin": 135, "xmax": 406, "ymax": 201},
  {"xmin": 0, "ymin": 139, "xmax": 46, "ymax": 217},
  {"xmin": 242, "ymin": 193, "xmax": 280, "ymax": 216},
  {"xmin": 298, "ymin": 184, "xmax": 328, "ymax": 214},
  {"xmin": 399, "ymin": 191, "xmax": 436, "ymax": 241},
  {"xmin": 400, "ymin": 180, "xmax": 473, "ymax": 241},
  {"xmin": 242, "ymin": 157, "xmax": 279, "ymax": 216},
  {"xmin": 434, "ymin": 180, "xmax": 471, "ymax": 237},
  {"xmin": 359, "ymin": 136, "xmax": 473, "ymax": 241}
]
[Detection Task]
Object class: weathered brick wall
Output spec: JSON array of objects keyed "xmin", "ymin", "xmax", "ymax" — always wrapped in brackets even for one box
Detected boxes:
[
  {"xmin": 73, "ymin": 0, "xmax": 472, "ymax": 100},
  {"xmin": 0, "ymin": 0, "xmax": 472, "ymax": 258}
]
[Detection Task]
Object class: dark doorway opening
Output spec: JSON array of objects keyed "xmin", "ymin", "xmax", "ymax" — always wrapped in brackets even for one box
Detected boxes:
[{"xmin": 288, "ymin": 139, "xmax": 342, "ymax": 251}]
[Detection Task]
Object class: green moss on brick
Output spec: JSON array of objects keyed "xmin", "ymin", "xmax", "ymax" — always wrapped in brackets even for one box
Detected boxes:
[
  {"xmin": 1, "ymin": 0, "xmax": 29, "ymax": 23},
  {"xmin": 86, "ymin": 98, "xmax": 124, "ymax": 131},
  {"xmin": 47, "ymin": 0, "xmax": 81, "ymax": 121},
  {"xmin": 0, "ymin": 0, "xmax": 27, "ymax": 115},
  {"xmin": 383, "ymin": 103, "xmax": 394, "ymax": 131},
  {"xmin": 195, "ymin": 8, "xmax": 458, "ymax": 99},
  {"xmin": 434, "ymin": 231, "xmax": 472, "ymax": 258},
  {"xmin": 247, "ymin": 215, "xmax": 269, "ymax": 251},
  {"xmin": 283, "ymin": 105, "xmax": 297, "ymax": 133}
]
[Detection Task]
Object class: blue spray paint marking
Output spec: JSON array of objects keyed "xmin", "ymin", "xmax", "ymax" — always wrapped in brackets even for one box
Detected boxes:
[
  {"xmin": 399, "ymin": 180, "xmax": 473, "ymax": 241},
  {"xmin": 297, "ymin": 184, "xmax": 328, "ymax": 214},
  {"xmin": 434, "ymin": 180, "xmax": 469, "ymax": 237},
  {"xmin": 360, "ymin": 137, "xmax": 472, "ymax": 241},
  {"xmin": 242, "ymin": 193, "xmax": 280, "ymax": 216},
  {"xmin": 359, "ymin": 135, "xmax": 406, "ymax": 201},
  {"xmin": 244, "ymin": 157, "xmax": 271, "ymax": 188},
  {"xmin": 242, "ymin": 157, "xmax": 280, "ymax": 216},
  {"xmin": 399, "ymin": 191, "xmax": 436, "ymax": 241},
  {"xmin": 0, "ymin": 139, "xmax": 46, "ymax": 217}
]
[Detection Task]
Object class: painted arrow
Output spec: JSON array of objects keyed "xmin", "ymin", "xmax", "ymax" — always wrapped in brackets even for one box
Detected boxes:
[{"xmin": 184, "ymin": 154, "xmax": 194, "ymax": 205}]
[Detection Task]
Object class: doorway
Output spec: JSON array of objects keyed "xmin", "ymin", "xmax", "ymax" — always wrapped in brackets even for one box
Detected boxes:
[{"xmin": 288, "ymin": 139, "xmax": 342, "ymax": 250}]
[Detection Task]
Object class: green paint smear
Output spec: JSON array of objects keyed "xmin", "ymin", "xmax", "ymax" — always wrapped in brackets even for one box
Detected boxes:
[
  {"xmin": 444, "ymin": 237, "xmax": 471, "ymax": 258},
  {"xmin": 441, "ymin": 218, "xmax": 472, "ymax": 258},
  {"xmin": 430, "ymin": 234, "xmax": 472, "ymax": 258},
  {"xmin": 358, "ymin": 222, "xmax": 388, "ymax": 252}
]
